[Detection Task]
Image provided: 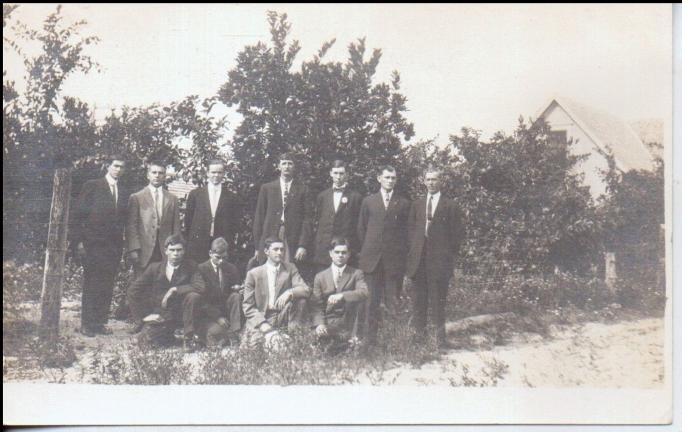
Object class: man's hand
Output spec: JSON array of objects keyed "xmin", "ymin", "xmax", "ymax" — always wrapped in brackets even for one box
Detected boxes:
[
  {"xmin": 274, "ymin": 289, "xmax": 293, "ymax": 310},
  {"xmin": 76, "ymin": 242, "xmax": 86, "ymax": 260},
  {"xmin": 327, "ymin": 293, "xmax": 343, "ymax": 306},
  {"xmin": 260, "ymin": 322, "xmax": 273, "ymax": 334},
  {"xmin": 294, "ymin": 247, "xmax": 307, "ymax": 262},
  {"xmin": 315, "ymin": 324, "xmax": 328, "ymax": 337},
  {"xmin": 217, "ymin": 317, "xmax": 228, "ymax": 327},
  {"xmin": 128, "ymin": 250, "xmax": 140, "ymax": 266},
  {"xmin": 161, "ymin": 287, "xmax": 177, "ymax": 309}
]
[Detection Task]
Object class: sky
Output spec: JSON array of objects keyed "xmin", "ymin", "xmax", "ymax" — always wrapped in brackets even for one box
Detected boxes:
[{"xmin": 3, "ymin": 4, "xmax": 673, "ymax": 145}]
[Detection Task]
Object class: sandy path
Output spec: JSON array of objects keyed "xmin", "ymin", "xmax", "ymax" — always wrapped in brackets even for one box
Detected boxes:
[{"xmin": 366, "ymin": 318, "xmax": 664, "ymax": 388}]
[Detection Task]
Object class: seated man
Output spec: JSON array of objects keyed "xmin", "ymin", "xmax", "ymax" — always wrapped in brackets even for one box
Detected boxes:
[
  {"xmin": 190, "ymin": 237, "xmax": 243, "ymax": 347},
  {"xmin": 311, "ymin": 237, "xmax": 368, "ymax": 353},
  {"xmin": 128, "ymin": 234, "xmax": 199, "ymax": 350},
  {"xmin": 242, "ymin": 236, "xmax": 310, "ymax": 346}
]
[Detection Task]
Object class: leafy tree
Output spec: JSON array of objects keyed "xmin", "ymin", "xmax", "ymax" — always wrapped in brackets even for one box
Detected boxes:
[{"xmin": 218, "ymin": 11, "xmax": 414, "ymax": 262}]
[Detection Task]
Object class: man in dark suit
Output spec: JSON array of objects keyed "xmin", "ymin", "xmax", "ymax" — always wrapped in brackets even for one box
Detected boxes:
[
  {"xmin": 128, "ymin": 234, "xmax": 200, "ymax": 350},
  {"xmin": 190, "ymin": 237, "xmax": 243, "ymax": 347},
  {"xmin": 184, "ymin": 159, "xmax": 238, "ymax": 263},
  {"xmin": 252, "ymin": 153, "xmax": 313, "ymax": 266},
  {"xmin": 243, "ymin": 237, "xmax": 310, "ymax": 346},
  {"xmin": 357, "ymin": 165, "xmax": 411, "ymax": 344},
  {"xmin": 126, "ymin": 161, "xmax": 181, "ymax": 333},
  {"xmin": 72, "ymin": 155, "xmax": 128, "ymax": 337},
  {"xmin": 312, "ymin": 160, "xmax": 362, "ymax": 272},
  {"xmin": 406, "ymin": 168, "xmax": 465, "ymax": 349},
  {"xmin": 311, "ymin": 237, "xmax": 368, "ymax": 353}
]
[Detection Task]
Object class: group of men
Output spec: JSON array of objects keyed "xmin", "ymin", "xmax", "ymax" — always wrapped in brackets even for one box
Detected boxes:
[{"xmin": 72, "ymin": 152, "xmax": 465, "ymax": 352}]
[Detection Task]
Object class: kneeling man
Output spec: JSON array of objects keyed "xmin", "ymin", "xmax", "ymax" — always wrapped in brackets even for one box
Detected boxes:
[
  {"xmin": 243, "ymin": 237, "xmax": 310, "ymax": 345},
  {"xmin": 311, "ymin": 237, "xmax": 368, "ymax": 353},
  {"xmin": 128, "ymin": 234, "xmax": 199, "ymax": 348},
  {"xmin": 190, "ymin": 237, "xmax": 243, "ymax": 347}
]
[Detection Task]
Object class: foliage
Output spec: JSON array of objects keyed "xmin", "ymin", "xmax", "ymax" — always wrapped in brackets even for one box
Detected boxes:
[{"xmin": 218, "ymin": 11, "xmax": 414, "ymax": 261}]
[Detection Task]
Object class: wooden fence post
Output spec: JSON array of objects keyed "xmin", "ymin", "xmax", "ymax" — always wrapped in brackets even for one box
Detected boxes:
[
  {"xmin": 39, "ymin": 168, "xmax": 72, "ymax": 345},
  {"xmin": 604, "ymin": 251, "xmax": 617, "ymax": 293}
]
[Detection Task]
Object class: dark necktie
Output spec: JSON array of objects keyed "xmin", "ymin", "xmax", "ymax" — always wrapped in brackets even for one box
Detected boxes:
[
  {"xmin": 426, "ymin": 195, "xmax": 433, "ymax": 237},
  {"xmin": 218, "ymin": 266, "xmax": 224, "ymax": 292}
]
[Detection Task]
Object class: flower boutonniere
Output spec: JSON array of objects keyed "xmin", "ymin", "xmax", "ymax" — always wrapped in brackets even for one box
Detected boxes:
[{"xmin": 341, "ymin": 197, "xmax": 348, "ymax": 204}]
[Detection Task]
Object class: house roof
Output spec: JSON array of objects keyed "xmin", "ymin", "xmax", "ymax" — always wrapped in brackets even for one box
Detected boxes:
[
  {"xmin": 536, "ymin": 97, "xmax": 656, "ymax": 172},
  {"xmin": 167, "ymin": 179, "xmax": 197, "ymax": 199}
]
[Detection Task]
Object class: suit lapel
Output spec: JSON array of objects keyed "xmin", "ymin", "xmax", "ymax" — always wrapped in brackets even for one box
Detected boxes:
[
  {"xmin": 161, "ymin": 189, "xmax": 172, "ymax": 220},
  {"xmin": 337, "ymin": 267, "xmax": 351, "ymax": 293},
  {"xmin": 275, "ymin": 265, "xmax": 289, "ymax": 299},
  {"xmin": 373, "ymin": 193, "xmax": 386, "ymax": 217}
]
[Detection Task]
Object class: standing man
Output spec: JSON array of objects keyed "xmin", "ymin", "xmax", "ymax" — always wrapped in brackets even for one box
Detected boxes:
[
  {"xmin": 252, "ymin": 153, "xmax": 312, "ymax": 266},
  {"xmin": 190, "ymin": 237, "xmax": 243, "ymax": 347},
  {"xmin": 311, "ymin": 237, "xmax": 368, "ymax": 354},
  {"xmin": 312, "ymin": 160, "xmax": 362, "ymax": 272},
  {"xmin": 406, "ymin": 168, "xmax": 465, "ymax": 349},
  {"xmin": 126, "ymin": 161, "xmax": 181, "ymax": 332},
  {"xmin": 184, "ymin": 159, "xmax": 238, "ymax": 263},
  {"xmin": 242, "ymin": 237, "xmax": 310, "ymax": 345},
  {"xmin": 128, "ymin": 234, "xmax": 200, "ymax": 350},
  {"xmin": 72, "ymin": 155, "xmax": 128, "ymax": 337},
  {"xmin": 357, "ymin": 165, "xmax": 411, "ymax": 344}
]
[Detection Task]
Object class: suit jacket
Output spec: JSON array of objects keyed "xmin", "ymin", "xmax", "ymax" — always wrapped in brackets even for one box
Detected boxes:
[
  {"xmin": 128, "ymin": 258, "xmax": 197, "ymax": 321},
  {"xmin": 71, "ymin": 177, "xmax": 128, "ymax": 252},
  {"xmin": 313, "ymin": 187, "xmax": 363, "ymax": 266},
  {"xmin": 126, "ymin": 186, "xmax": 181, "ymax": 268},
  {"xmin": 406, "ymin": 195, "xmax": 465, "ymax": 278},
  {"xmin": 184, "ymin": 185, "xmax": 238, "ymax": 261},
  {"xmin": 191, "ymin": 259, "xmax": 241, "ymax": 320},
  {"xmin": 253, "ymin": 179, "xmax": 313, "ymax": 262},
  {"xmin": 242, "ymin": 262, "xmax": 310, "ymax": 329},
  {"xmin": 310, "ymin": 265, "xmax": 368, "ymax": 327},
  {"xmin": 357, "ymin": 192, "xmax": 411, "ymax": 276}
]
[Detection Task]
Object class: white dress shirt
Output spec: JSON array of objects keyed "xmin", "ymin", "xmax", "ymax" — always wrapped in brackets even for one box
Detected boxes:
[
  {"xmin": 208, "ymin": 183, "xmax": 222, "ymax": 236},
  {"xmin": 425, "ymin": 191, "xmax": 441, "ymax": 235},
  {"xmin": 331, "ymin": 263, "xmax": 346, "ymax": 289},
  {"xmin": 166, "ymin": 262, "xmax": 178, "ymax": 283},
  {"xmin": 266, "ymin": 261, "xmax": 281, "ymax": 309},
  {"xmin": 332, "ymin": 184, "xmax": 346, "ymax": 212},
  {"xmin": 381, "ymin": 189, "xmax": 393, "ymax": 209},
  {"xmin": 148, "ymin": 184, "xmax": 164, "ymax": 219},
  {"xmin": 105, "ymin": 174, "xmax": 118, "ymax": 205}
]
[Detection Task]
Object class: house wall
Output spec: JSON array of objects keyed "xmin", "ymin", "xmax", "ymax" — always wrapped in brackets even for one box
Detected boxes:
[{"xmin": 542, "ymin": 104, "xmax": 610, "ymax": 199}]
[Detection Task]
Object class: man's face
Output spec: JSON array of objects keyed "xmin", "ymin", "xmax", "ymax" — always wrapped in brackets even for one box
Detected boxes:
[
  {"xmin": 147, "ymin": 165, "xmax": 166, "ymax": 188},
  {"xmin": 329, "ymin": 244, "xmax": 349, "ymax": 267},
  {"xmin": 377, "ymin": 169, "xmax": 397, "ymax": 192},
  {"xmin": 278, "ymin": 159, "xmax": 295, "ymax": 178},
  {"xmin": 330, "ymin": 167, "xmax": 347, "ymax": 187},
  {"xmin": 265, "ymin": 242, "xmax": 285, "ymax": 265},
  {"xmin": 107, "ymin": 160, "xmax": 125, "ymax": 180},
  {"xmin": 209, "ymin": 249, "xmax": 228, "ymax": 267},
  {"xmin": 424, "ymin": 171, "xmax": 442, "ymax": 194},
  {"xmin": 207, "ymin": 163, "xmax": 225, "ymax": 186},
  {"xmin": 166, "ymin": 243, "xmax": 185, "ymax": 266}
]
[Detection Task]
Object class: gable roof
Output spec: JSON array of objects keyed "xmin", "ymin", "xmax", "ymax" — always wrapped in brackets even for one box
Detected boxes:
[
  {"xmin": 167, "ymin": 178, "xmax": 197, "ymax": 199},
  {"xmin": 536, "ymin": 97, "xmax": 655, "ymax": 172}
]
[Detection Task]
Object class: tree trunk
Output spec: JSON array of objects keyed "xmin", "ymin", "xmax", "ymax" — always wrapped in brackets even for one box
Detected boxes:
[{"xmin": 39, "ymin": 168, "xmax": 72, "ymax": 345}]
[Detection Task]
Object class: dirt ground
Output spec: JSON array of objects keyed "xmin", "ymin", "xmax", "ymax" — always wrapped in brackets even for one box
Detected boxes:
[{"xmin": 3, "ymin": 300, "xmax": 665, "ymax": 387}]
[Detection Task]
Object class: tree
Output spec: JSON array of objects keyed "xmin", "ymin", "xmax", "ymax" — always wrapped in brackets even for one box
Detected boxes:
[{"xmin": 218, "ymin": 11, "xmax": 414, "ymax": 262}]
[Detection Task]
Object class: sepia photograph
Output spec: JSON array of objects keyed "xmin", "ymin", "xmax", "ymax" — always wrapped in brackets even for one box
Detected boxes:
[{"xmin": 3, "ymin": 3, "xmax": 674, "ymax": 426}]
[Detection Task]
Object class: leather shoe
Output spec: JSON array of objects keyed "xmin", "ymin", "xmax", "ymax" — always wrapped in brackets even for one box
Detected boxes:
[
  {"xmin": 128, "ymin": 322, "xmax": 144, "ymax": 335},
  {"xmin": 80, "ymin": 327, "xmax": 96, "ymax": 337},
  {"xmin": 183, "ymin": 334, "xmax": 203, "ymax": 353},
  {"xmin": 438, "ymin": 340, "xmax": 455, "ymax": 351}
]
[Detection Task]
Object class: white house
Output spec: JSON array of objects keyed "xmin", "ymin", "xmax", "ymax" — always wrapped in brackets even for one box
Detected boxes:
[{"xmin": 535, "ymin": 97, "xmax": 659, "ymax": 199}]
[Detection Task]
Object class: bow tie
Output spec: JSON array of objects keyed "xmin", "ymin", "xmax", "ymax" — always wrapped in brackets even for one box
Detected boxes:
[{"xmin": 333, "ymin": 187, "xmax": 345, "ymax": 192}]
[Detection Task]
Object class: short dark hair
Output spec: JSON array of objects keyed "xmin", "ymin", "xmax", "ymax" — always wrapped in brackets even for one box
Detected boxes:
[
  {"xmin": 210, "ymin": 237, "xmax": 229, "ymax": 254},
  {"xmin": 279, "ymin": 152, "xmax": 295, "ymax": 163},
  {"xmin": 106, "ymin": 154, "xmax": 126, "ymax": 166},
  {"xmin": 377, "ymin": 165, "xmax": 396, "ymax": 176},
  {"xmin": 207, "ymin": 159, "xmax": 225, "ymax": 169},
  {"xmin": 424, "ymin": 166, "xmax": 442, "ymax": 176},
  {"xmin": 328, "ymin": 236, "xmax": 350, "ymax": 251},
  {"xmin": 164, "ymin": 234, "xmax": 186, "ymax": 249},
  {"xmin": 148, "ymin": 161, "xmax": 166, "ymax": 171},
  {"xmin": 263, "ymin": 236, "xmax": 284, "ymax": 251},
  {"xmin": 330, "ymin": 159, "xmax": 346, "ymax": 170}
]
